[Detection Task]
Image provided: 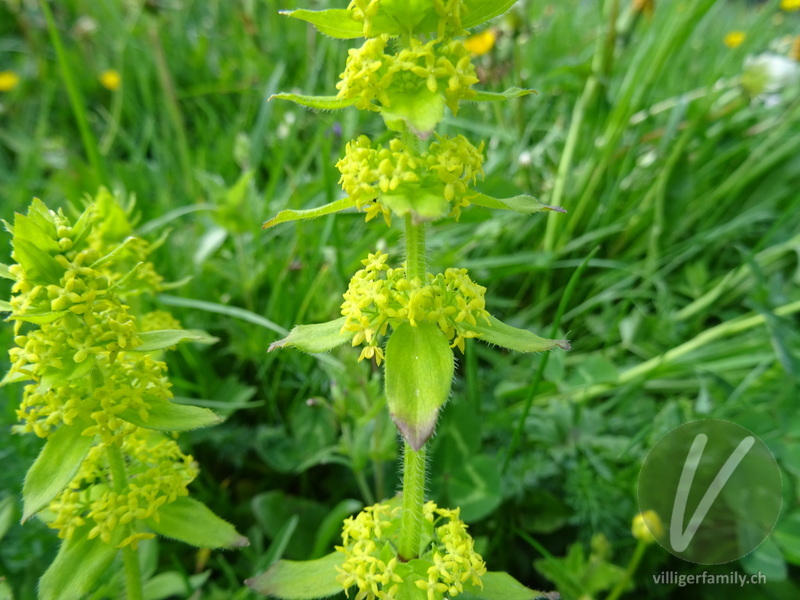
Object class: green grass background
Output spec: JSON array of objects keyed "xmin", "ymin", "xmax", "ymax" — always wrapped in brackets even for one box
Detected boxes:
[{"xmin": 1, "ymin": 0, "xmax": 799, "ymax": 598}]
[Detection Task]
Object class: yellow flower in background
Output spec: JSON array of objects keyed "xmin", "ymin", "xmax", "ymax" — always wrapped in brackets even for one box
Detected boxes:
[
  {"xmin": 464, "ymin": 28, "xmax": 496, "ymax": 56},
  {"xmin": 100, "ymin": 69, "xmax": 121, "ymax": 91},
  {"xmin": 724, "ymin": 31, "xmax": 746, "ymax": 49},
  {"xmin": 781, "ymin": 0, "xmax": 800, "ymax": 11},
  {"xmin": 0, "ymin": 70, "xmax": 20, "ymax": 91},
  {"xmin": 632, "ymin": 510, "xmax": 664, "ymax": 544}
]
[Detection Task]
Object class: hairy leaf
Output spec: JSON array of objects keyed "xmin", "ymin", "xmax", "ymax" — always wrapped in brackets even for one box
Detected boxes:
[
  {"xmin": 23, "ymin": 423, "xmax": 95, "ymax": 521},
  {"xmin": 270, "ymin": 93, "xmax": 359, "ymax": 111},
  {"xmin": 263, "ymin": 198, "xmax": 358, "ymax": 229},
  {"xmin": 146, "ymin": 497, "xmax": 249, "ymax": 548},
  {"xmin": 120, "ymin": 397, "xmax": 222, "ymax": 431},
  {"xmin": 463, "ymin": 0, "xmax": 518, "ymax": 28},
  {"xmin": 269, "ymin": 318, "xmax": 353, "ymax": 354},
  {"xmin": 469, "ymin": 193, "xmax": 565, "ymax": 214},
  {"xmin": 385, "ymin": 322, "xmax": 454, "ymax": 450},
  {"xmin": 280, "ymin": 9, "xmax": 362, "ymax": 38},
  {"xmin": 39, "ymin": 525, "xmax": 123, "ymax": 600},
  {"xmin": 466, "ymin": 315, "xmax": 571, "ymax": 353},
  {"xmin": 246, "ymin": 552, "xmax": 345, "ymax": 598},
  {"xmin": 133, "ymin": 329, "xmax": 218, "ymax": 352},
  {"xmin": 471, "ymin": 87, "xmax": 537, "ymax": 102}
]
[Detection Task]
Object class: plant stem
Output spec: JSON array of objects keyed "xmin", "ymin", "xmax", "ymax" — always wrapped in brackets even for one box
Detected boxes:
[
  {"xmin": 398, "ymin": 215, "xmax": 429, "ymax": 560},
  {"xmin": 404, "ymin": 215, "xmax": 426, "ymax": 280},
  {"xmin": 606, "ymin": 540, "xmax": 647, "ymax": 600},
  {"xmin": 399, "ymin": 442, "xmax": 427, "ymax": 560},
  {"xmin": 106, "ymin": 443, "xmax": 144, "ymax": 600}
]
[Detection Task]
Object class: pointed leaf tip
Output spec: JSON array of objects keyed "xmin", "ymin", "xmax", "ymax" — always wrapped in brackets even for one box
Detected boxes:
[{"xmin": 269, "ymin": 318, "xmax": 353, "ymax": 354}]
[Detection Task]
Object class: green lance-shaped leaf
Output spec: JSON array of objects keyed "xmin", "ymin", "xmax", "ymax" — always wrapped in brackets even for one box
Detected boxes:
[
  {"xmin": 0, "ymin": 263, "xmax": 15, "ymax": 280},
  {"xmin": 468, "ymin": 193, "xmax": 565, "ymax": 215},
  {"xmin": 463, "ymin": 0, "xmax": 519, "ymax": 28},
  {"xmin": 0, "ymin": 300, "xmax": 11, "ymax": 312},
  {"xmin": 385, "ymin": 322, "xmax": 455, "ymax": 451},
  {"xmin": 39, "ymin": 525, "xmax": 124, "ymax": 600},
  {"xmin": 246, "ymin": 552, "xmax": 345, "ymax": 599},
  {"xmin": 471, "ymin": 87, "xmax": 537, "ymax": 103},
  {"xmin": 146, "ymin": 497, "xmax": 249, "ymax": 548},
  {"xmin": 11, "ymin": 238, "xmax": 63, "ymax": 284},
  {"xmin": 23, "ymin": 423, "xmax": 96, "ymax": 521},
  {"xmin": 269, "ymin": 318, "xmax": 354, "ymax": 354},
  {"xmin": 263, "ymin": 198, "xmax": 358, "ymax": 229},
  {"xmin": 119, "ymin": 396, "xmax": 222, "ymax": 431},
  {"xmin": 132, "ymin": 329, "xmax": 218, "ymax": 352},
  {"xmin": 280, "ymin": 9, "xmax": 363, "ymax": 38},
  {"xmin": 12, "ymin": 212, "xmax": 61, "ymax": 253},
  {"xmin": 466, "ymin": 315, "xmax": 571, "ymax": 353},
  {"xmin": 460, "ymin": 571, "xmax": 544, "ymax": 600},
  {"xmin": 270, "ymin": 93, "xmax": 360, "ymax": 111}
]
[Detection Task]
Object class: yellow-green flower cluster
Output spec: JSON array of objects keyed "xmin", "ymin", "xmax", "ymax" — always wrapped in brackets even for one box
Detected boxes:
[
  {"xmin": 340, "ymin": 251, "xmax": 490, "ymax": 363},
  {"xmin": 335, "ymin": 501, "xmax": 486, "ymax": 600},
  {"xmin": 336, "ymin": 33, "xmax": 478, "ymax": 115},
  {"xmin": 48, "ymin": 428, "xmax": 198, "ymax": 548},
  {"xmin": 5, "ymin": 196, "xmax": 197, "ymax": 543},
  {"xmin": 336, "ymin": 134, "xmax": 484, "ymax": 224}
]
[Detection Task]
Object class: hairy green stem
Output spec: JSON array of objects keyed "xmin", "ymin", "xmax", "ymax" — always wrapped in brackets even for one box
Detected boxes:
[
  {"xmin": 106, "ymin": 444, "xmax": 143, "ymax": 600},
  {"xmin": 404, "ymin": 215, "xmax": 427, "ymax": 280},
  {"xmin": 399, "ymin": 442, "xmax": 427, "ymax": 560},
  {"xmin": 398, "ymin": 215, "xmax": 429, "ymax": 560}
]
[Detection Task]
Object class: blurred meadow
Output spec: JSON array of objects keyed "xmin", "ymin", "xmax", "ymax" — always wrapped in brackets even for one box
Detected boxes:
[{"xmin": 1, "ymin": 0, "xmax": 800, "ymax": 598}]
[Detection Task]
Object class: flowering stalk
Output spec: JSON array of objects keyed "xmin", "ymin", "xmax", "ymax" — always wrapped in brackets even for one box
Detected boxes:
[
  {"xmin": 251, "ymin": 2, "xmax": 571, "ymax": 599},
  {"xmin": 1, "ymin": 192, "xmax": 247, "ymax": 600}
]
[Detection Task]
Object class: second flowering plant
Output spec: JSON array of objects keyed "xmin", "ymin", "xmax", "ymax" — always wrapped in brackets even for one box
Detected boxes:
[{"xmin": 248, "ymin": 2, "xmax": 570, "ymax": 599}]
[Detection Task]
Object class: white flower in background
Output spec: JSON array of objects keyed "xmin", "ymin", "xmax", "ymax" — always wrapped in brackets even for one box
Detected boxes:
[{"xmin": 742, "ymin": 53, "xmax": 800, "ymax": 98}]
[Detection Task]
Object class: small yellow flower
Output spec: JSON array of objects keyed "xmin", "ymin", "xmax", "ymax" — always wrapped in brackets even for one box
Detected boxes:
[
  {"xmin": 781, "ymin": 0, "xmax": 800, "ymax": 12},
  {"xmin": 463, "ymin": 28, "xmax": 496, "ymax": 56},
  {"xmin": 632, "ymin": 510, "xmax": 664, "ymax": 544},
  {"xmin": 724, "ymin": 31, "xmax": 746, "ymax": 49},
  {"xmin": 0, "ymin": 70, "xmax": 20, "ymax": 92},
  {"xmin": 100, "ymin": 69, "xmax": 121, "ymax": 91}
]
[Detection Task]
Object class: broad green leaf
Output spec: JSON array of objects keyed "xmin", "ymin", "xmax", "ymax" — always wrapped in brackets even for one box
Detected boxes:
[
  {"xmin": 12, "ymin": 238, "xmax": 63, "ymax": 284},
  {"xmin": 133, "ymin": 329, "xmax": 218, "ymax": 352},
  {"xmin": 471, "ymin": 87, "xmax": 537, "ymax": 102},
  {"xmin": 40, "ymin": 355, "xmax": 96, "ymax": 388},
  {"xmin": 0, "ymin": 263, "xmax": 13, "ymax": 280},
  {"xmin": 280, "ymin": 9, "xmax": 363, "ymax": 39},
  {"xmin": 460, "ymin": 571, "xmax": 544, "ymax": 600},
  {"xmin": 0, "ymin": 300, "xmax": 12, "ymax": 312},
  {"xmin": 463, "ymin": 0, "xmax": 518, "ymax": 28},
  {"xmin": 23, "ymin": 423, "xmax": 95, "ymax": 521},
  {"xmin": 263, "ymin": 198, "xmax": 358, "ymax": 229},
  {"xmin": 269, "ymin": 318, "xmax": 353, "ymax": 354},
  {"xmin": 26, "ymin": 198, "xmax": 59, "ymax": 239},
  {"xmin": 7, "ymin": 310, "xmax": 68, "ymax": 324},
  {"xmin": 143, "ymin": 571, "xmax": 190, "ymax": 600},
  {"xmin": 146, "ymin": 497, "xmax": 249, "ymax": 549},
  {"xmin": 39, "ymin": 525, "xmax": 123, "ymax": 600},
  {"xmin": 466, "ymin": 315, "xmax": 571, "ymax": 353},
  {"xmin": 246, "ymin": 552, "xmax": 345, "ymax": 598},
  {"xmin": 270, "ymin": 93, "xmax": 359, "ymax": 111},
  {"xmin": 468, "ymin": 193, "xmax": 565, "ymax": 214},
  {"xmin": 13, "ymin": 213, "xmax": 60, "ymax": 253},
  {"xmin": 385, "ymin": 322, "xmax": 454, "ymax": 450},
  {"xmin": 119, "ymin": 396, "xmax": 222, "ymax": 431}
]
